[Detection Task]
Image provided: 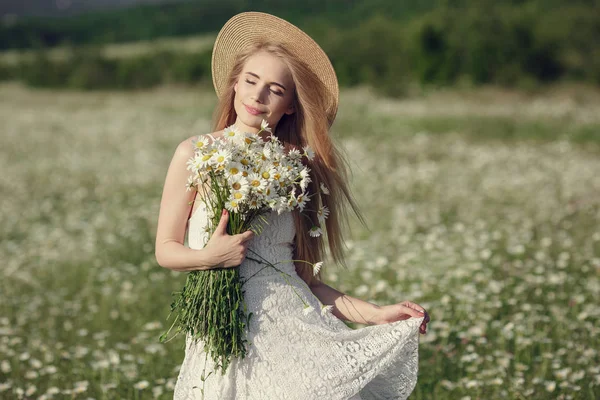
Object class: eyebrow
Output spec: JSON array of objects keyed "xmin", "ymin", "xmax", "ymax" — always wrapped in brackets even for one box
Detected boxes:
[{"xmin": 245, "ymin": 72, "xmax": 287, "ymax": 91}]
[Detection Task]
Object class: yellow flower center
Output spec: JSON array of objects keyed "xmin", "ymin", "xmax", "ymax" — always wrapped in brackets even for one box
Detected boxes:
[
  {"xmin": 202, "ymin": 155, "xmax": 212, "ymax": 161},
  {"xmin": 230, "ymin": 167, "xmax": 239, "ymax": 175},
  {"xmin": 241, "ymin": 159, "xmax": 249, "ymax": 166},
  {"xmin": 251, "ymin": 180, "xmax": 261, "ymax": 187},
  {"xmin": 232, "ymin": 182, "xmax": 242, "ymax": 191},
  {"xmin": 262, "ymin": 171, "xmax": 270, "ymax": 179},
  {"xmin": 233, "ymin": 192, "xmax": 243, "ymax": 200},
  {"xmin": 216, "ymin": 156, "xmax": 225, "ymax": 163}
]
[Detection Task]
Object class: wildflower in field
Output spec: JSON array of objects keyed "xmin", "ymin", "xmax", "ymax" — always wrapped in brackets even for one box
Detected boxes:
[{"xmin": 134, "ymin": 380, "xmax": 149, "ymax": 390}]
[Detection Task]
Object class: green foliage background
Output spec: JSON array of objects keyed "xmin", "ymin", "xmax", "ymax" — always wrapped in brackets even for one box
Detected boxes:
[{"xmin": 0, "ymin": 0, "xmax": 599, "ymax": 94}]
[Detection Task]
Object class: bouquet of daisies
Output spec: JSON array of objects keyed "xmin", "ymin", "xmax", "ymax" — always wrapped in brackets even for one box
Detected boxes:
[{"xmin": 160, "ymin": 120, "xmax": 328, "ymax": 375}]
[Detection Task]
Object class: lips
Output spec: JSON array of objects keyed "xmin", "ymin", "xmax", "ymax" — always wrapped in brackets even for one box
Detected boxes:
[{"xmin": 244, "ymin": 104, "xmax": 265, "ymax": 116}]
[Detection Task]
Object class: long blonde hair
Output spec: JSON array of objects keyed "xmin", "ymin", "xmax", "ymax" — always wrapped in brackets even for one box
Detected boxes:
[{"xmin": 212, "ymin": 40, "xmax": 365, "ymax": 286}]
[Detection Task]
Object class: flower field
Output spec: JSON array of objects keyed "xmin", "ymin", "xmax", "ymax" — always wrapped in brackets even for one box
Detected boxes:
[{"xmin": 0, "ymin": 82, "xmax": 599, "ymax": 399}]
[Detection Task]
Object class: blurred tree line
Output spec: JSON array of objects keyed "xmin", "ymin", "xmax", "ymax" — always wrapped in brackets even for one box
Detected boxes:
[{"xmin": 0, "ymin": 0, "xmax": 598, "ymax": 95}]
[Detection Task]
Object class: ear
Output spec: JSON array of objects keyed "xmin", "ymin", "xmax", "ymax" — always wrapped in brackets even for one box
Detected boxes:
[
  {"xmin": 285, "ymin": 104, "xmax": 295, "ymax": 115},
  {"xmin": 234, "ymin": 81, "xmax": 238, "ymax": 93}
]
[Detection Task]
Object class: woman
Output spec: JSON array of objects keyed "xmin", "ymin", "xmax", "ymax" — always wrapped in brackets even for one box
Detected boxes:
[{"xmin": 155, "ymin": 12, "xmax": 430, "ymax": 400}]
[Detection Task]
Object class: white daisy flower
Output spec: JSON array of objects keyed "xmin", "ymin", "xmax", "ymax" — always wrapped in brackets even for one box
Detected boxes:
[
  {"xmin": 198, "ymin": 153, "xmax": 214, "ymax": 168},
  {"xmin": 242, "ymin": 131, "xmax": 260, "ymax": 146},
  {"xmin": 303, "ymin": 146, "xmax": 315, "ymax": 161},
  {"xmin": 299, "ymin": 167, "xmax": 311, "ymax": 190},
  {"xmin": 225, "ymin": 162, "xmax": 244, "ymax": 179},
  {"xmin": 261, "ymin": 119, "xmax": 272, "ymax": 133},
  {"xmin": 225, "ymin": 199, "xmax": 241, "ymax": 213},
  {"xmin": 247, "ymin": 172, "xmax": 267, "ymax": 191},
  {"xmin": 313, "ymin": 261, "xmax": 323, "ymax": 275},
  {"xmin": 230, "ymin": 190, "xmax": 247, "ymax": 202},
  {"xmin": 321, "ymin": 305, "xmax": 334, "ymax": 315},
  {"xmin": 309, "ymin": 226, "xmax": 323, "ymax": 237},
  {"xmin": 302, "ymin": 305, "xmax": 315, "ymax": 316},
  {"xmin": 191, "ymin": 135, "xmax": 209, "ymax": 150},
  {"xmin": 260, "ymin": 166, "xmax": 278, "ymax": 182},
  {"xmin": 229, "ymin": 175, "xmax": 249, "ymax": 193},
  {"xmin": 222, "ymin": 125, "xmax": 242, "ymax": 143},
  {"xmin": 213, "ymin": 149, "xmax": 231, "ymax": 167},
  {"xmin": 296, "ymin": 192, "xmax": 308, "ymax": 212},
  {"xmin": 320, "ymin": 182, "xmax": 330, "ymax": 195},
  {"xmin": 287, "ymin": 148, "xmax": 302, "ymax": 160},
  {"xmin": 317, "ymin": 206, "xmax": 330, "ymax": 225}
]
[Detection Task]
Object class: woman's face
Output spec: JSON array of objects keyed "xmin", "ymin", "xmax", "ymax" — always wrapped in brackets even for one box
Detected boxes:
[{"xmin": 233, "ymin": 51, "xmax": 295, "ymax": 134}]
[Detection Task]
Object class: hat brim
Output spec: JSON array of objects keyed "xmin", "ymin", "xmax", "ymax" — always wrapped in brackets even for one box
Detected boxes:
[{"xmin": 211, "ymin": 12, "xmax": 339, "ymax": 125}]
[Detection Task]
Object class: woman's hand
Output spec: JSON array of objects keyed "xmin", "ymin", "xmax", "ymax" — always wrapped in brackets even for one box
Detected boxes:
[
  {"xmin": 372, "ymin": 301, "xmax": 430, "ymax": 334},
  {"xmin": 203, "ymin": 209, "xmax": 255, "ymax": 269}
]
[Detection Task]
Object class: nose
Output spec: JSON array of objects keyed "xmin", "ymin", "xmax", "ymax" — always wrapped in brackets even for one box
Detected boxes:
[{"xmin": 250, "ymin": 85, "xmax": 268, "ymax": 104}]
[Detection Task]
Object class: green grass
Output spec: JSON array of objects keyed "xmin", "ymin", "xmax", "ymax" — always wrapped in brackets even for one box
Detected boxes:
[{"xmin": 0, "ymin": 82, "xmax": 599, "ymax": 399}]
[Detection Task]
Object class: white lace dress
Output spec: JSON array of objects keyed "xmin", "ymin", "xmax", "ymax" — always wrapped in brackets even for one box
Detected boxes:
[{"xmin": 173, "ymin": 202, "xmax": 425, "ymax": 400}]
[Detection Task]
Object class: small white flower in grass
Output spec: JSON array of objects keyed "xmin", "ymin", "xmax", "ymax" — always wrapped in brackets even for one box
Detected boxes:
[
  {"xmin": 153, "ymin": 385, "xmax": 164, "ymax": 398},
  {"xmin": 261, "ymin": 119, "xmax": 272, "ymax": 133},
  {"xmin": 47, "ymin": 387, "xmax": 60, "ymax": 395},
  {"xmin": 313, "ymin": 261, "xmax": 323, "ymax": 276},
  {"xmin": 320, "ymin": 182, "xmax": 330, "ymax": 195},
  {"xmin": 309, "ymin": 226, "xmax": 323, "ymax": 237},
  {"xmin": 25, "ymin": 386, "xmax": 36, "ymax": 396},
  {"xmin": 0, "ymin": 382, "xmax": 11, "ymax": 392},
  {"xmin": 303, "ymin": 146, "xmax": 315, "ymax": 161},
  {"xmin": 134, "ymin": 380, "xmax": 149, "ymax": 390},
  {"xmin": 317, "ymin": 206, "xmax": 329, "ymax": 225},
  {"xmin": 321, "ymin": 305, "xmax": 333, "ymax": 315},
  {"xmin": 1, "ymin": 360, "xmax": 10, "ymax": 373},
  {"xmin": 303, "ymin": 305, "xmax": 314, "ymax": 315}
]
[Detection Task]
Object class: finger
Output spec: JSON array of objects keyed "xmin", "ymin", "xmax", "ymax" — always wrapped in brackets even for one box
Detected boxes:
[
  {"xmin": 214, "ymin": 209, "xmax": 229, "ymax": 235},
  {"xmin": 238, "ymin": 230, "xmax": 255, "ymax": 243},
  {"xmin": 402, "ymin": 306, "xmax": 425, "ymax": 318},
  {"xmin": 402, "ymin": 301, "xmax": 425, "ymax": 313}
]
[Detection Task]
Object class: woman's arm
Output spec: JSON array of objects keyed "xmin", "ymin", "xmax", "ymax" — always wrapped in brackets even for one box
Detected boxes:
[
  {"xmin": 155, "ymin": 135, "xmax": 255, "ymax": 272},
  {"xmin": 309, "ymin": 281, "xmax": 429, "ymax": 331},
  {"xmin": 308, "ymin": 281, "xmax": 381, "ymax": 325},
  {"xmin": 154, "ymin": 137, "xmax": 218, "ymax": 271}
]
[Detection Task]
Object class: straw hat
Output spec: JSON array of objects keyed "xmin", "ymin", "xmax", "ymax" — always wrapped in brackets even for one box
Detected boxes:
[{"xmin": 211, "ymin": 11, "xmax": 339, "ymax": 125}]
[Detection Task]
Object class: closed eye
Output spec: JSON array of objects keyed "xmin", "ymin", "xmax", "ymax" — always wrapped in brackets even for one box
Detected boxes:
[{"xmin": 245, "ymin": 79, "xmax": 284, "ymax": 96}]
